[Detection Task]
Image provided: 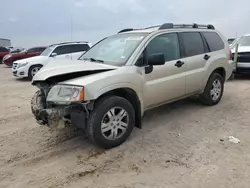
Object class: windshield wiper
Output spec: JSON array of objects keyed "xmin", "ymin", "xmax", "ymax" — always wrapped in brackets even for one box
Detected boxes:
[{"xmin": 83, "ymin": 57, "xmax": 104, "ymax": 63}]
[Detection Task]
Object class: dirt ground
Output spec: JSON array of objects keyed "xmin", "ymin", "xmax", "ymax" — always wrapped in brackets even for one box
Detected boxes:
[{"xmin": 1, "ymin": 64, "xmax": 250, "ymax": 188}]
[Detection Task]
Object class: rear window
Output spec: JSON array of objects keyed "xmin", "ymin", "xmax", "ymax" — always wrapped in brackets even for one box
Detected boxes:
[
  {"xmin": 203, "ymin": 32, "xmax": 224, "ymax": 52},
  {"xmin": 0, "ymin": 47, "xmax": 9, "ymax": 52}
]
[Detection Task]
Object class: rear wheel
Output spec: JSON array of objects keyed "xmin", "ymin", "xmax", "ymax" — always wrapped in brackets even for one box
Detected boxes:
[
  {"xmin": 86, "ymin": 96, "xmax": 135, "ymax": 149},
  {"xmin": 199, "ymin": 73, "xmax": 224, "ymax": 106},
  {"xmin": 28, "ymin": 65, "xmax": 42, "ymax": 80}
]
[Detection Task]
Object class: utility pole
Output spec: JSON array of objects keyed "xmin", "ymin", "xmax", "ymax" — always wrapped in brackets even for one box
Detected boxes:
[{"xmin": 70, "ymin": 5, "xmax": 73, "ymax": 42}]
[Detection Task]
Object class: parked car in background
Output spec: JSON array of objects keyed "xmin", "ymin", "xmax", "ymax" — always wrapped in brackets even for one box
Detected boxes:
[
  {"xmin": 10, "ymin": 49, "xmax": 23, "ymax": 53},
  {"xmin": 30, "ymin": 23, "xmax": 233, "ymax": 149},
  {"xmin": 0, "ymin": 46, "xmax": 10, "ymax": 63},
  {"xmin": 227, "ymin": 38, "xmax": 235, "ymax": 45},
  {"xmin": 231, "ymin": 34, "xmax": 250, "ymax": 74},
  {"xmin": 6, "ymin": 46, "xmax": 23, "ymax": 52},
  {"xmin": 3, "ymin": 46, "xmax": 46, "ymax": 67},
  {"xmin": 12, "ymin": 41, "xmax": 92, "ymax": 80},
  {"xmin": 229, "ymin": 37, "xmax": 239, "ymax": 48}
]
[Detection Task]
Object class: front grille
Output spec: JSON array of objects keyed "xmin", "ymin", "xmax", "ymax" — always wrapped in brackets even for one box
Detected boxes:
[
  {"xmin": 12, "ymin": 63, "xmax": 18, "ymax": 69},
  {"xmin": 233, "ymin": 52, "xmax": 250, "ymax": 63}
]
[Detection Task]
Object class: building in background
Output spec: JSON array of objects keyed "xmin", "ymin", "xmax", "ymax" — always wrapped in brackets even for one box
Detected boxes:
[{"xmin": 0, "ymin": 38, "xmax": 11, "ymax": 47}]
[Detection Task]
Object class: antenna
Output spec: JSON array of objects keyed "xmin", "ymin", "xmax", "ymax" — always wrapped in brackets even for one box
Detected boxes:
[{"xmin": 70, "ymin": 5, "xmax": 73, "ymax": 42}]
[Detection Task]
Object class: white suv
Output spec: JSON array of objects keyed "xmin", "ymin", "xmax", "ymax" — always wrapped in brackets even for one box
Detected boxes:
[
  {"xmin": 12, "ymin": 41, "xmax": 92, "ymax": 80},
  {"xmin": 31, "ymin": 23, "xmax": 233, "ymax": 149}
]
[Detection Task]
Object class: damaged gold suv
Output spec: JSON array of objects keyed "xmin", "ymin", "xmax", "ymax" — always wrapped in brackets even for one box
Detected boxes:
[{"xmin": 31, "ymin": 23, "xmax": 233, "ymax": 149}]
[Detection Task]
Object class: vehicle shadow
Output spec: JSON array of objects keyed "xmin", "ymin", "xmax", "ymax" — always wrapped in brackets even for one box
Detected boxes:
[
  {"xmin": 234, "ymin": 74, "xmax": 250, "ymax": 80},
  {"xmin": 14, "ymin": 77, "xmax": 30, "ymax": 82},
  {"xmin": 48, "ymin": 97, "xmax": 203, "ymax": 152}
]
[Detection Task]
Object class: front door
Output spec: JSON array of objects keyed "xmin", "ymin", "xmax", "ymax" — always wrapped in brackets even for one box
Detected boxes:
[{"xmin": 143, "ymin": 33, "xmax": 186, "ymax": 109}]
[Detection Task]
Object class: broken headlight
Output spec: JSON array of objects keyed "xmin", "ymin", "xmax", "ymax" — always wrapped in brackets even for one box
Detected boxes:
[{"xmin": 46, "ymin": 85, "xmax": 84, "ymax": 104}]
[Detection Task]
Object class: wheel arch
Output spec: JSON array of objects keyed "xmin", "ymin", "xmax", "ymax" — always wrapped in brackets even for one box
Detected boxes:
[
  {"xmin": 92, "ymin": 87, "xmax": 142, "ymax": 129},
  {"xmin": 202, "ymin": 67, "xmax": 226, "ymax": 92}
]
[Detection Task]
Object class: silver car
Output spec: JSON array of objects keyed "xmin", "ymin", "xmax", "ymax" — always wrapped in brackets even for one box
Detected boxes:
[{"xmin": 31, "ymin": 23, "xmax": 233, "ymax": 149}]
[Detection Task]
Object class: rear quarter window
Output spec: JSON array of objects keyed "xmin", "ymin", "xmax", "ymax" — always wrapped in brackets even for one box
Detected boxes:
[{"xmin": 203, "ymin": 32, "xmax": 224, "ymax": 52}]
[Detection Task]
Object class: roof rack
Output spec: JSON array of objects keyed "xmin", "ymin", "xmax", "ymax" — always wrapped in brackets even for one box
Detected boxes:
[
  {"xmin": 50, "ymin": 41, "xmax": 89, "ymax": 46},
  {"xmin": 118, "ymin": 23, "xmax": 215, "ymax": 33}
]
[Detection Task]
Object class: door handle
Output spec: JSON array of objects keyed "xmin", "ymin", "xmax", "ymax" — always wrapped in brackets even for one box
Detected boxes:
[
  {"xmin": 204, "ymin": 54, "xmax": 210, "ymax": 60},
  {"xmin": 175, "ymin": 60, "xmax": 184, "ymax": 68}
]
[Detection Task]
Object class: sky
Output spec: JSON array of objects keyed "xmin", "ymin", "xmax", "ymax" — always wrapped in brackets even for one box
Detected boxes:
[{"xmin": 0, "ymin": 0, "xmax": 249, "ymax": 48}]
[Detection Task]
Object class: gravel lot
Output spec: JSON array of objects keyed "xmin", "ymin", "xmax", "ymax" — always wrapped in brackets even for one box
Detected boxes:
[{"xmin": 1, "ymin": 64, "xmax": 250, "ymax": 188}]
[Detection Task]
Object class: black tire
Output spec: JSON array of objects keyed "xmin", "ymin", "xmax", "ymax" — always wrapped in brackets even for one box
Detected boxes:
[
  {"xmin": 199, "ymin": 73, "xmax": 224, "ymax": 106},
  {"xmin": 86, "ymin": 96, "xmax": 135, "ymax": 149},
  {"xmin": 28, "ymin": 65, "xmax": 43, "ymax": 81}
]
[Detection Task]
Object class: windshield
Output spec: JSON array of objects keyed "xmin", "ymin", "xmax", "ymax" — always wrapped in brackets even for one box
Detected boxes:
[
  {"xmin": 79, "ymin": 33, "xmax": 147, "ymax": 66},
  {"xmin": 236, "ymin": 36, "xmax": 250, "ymax": 47},
  {"xmin": 40, "ymin": 46, "xmax": 54, "ymax": 56}
]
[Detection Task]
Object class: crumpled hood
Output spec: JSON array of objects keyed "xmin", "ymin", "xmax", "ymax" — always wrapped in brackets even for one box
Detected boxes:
[
  {"xmin": 32, "ymin": 59, "xmax": 118, "ymax": 81},
  {"xmin": 15, "ymin": 55, "xmax": 48, "ymax": 64},
  {"xmin": 231, "ymin": 46, "xmax": 250, "ymax": 53}
]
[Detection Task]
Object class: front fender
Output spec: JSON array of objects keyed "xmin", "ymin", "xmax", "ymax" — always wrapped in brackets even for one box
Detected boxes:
[{"xmin": 86, "ymin": 82, "xmax": 144, "ymax": 116}]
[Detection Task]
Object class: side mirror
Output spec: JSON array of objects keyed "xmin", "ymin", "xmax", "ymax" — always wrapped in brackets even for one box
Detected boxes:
[
  {"xmin": 51, "ymin": 53, "xmax": 57, "ymax": 57},
  {"xmin": 148, "ymin": 53, "xmax": 165, "ymax": 66}
]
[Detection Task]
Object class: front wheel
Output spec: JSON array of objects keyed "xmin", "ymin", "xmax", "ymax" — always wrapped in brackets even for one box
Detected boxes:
[
  {"xmin": 28, "ymin": 65, "xmax": 43, "ymax": 80},
  {"xmin": 86, "ymin": 96, "xmax": 135, "ymax": 149},
  {"xmin": 199, "ymin": 73, "xmax": 224, "ymax": 106}
]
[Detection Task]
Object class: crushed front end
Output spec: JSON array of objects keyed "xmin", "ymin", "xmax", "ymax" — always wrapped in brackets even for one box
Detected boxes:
[{"xmin": 31, "ymin": 83, "xmax": 89, "ymax": 129}]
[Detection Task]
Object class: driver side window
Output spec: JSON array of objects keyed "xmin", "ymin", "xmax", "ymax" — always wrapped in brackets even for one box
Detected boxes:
[{"xmin": 147, "ymin": 33, "xmax": 180, "ymax": 62}]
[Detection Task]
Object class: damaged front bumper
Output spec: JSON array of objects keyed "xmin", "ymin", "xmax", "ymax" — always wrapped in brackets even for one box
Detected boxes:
[{"xmin": 31, "ymin": 90, "xmax": 89, "ymax": 129}]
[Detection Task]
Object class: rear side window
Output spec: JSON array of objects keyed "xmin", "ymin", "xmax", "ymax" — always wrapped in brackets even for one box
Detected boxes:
[
  {"xmin": 179, "ymin": 32, "xmax": 205, "ymax": 57},
  {"xmin": 0, "ymin": 47, "xmax": 9, "ymax": 52},
  {"xmin": 53, "ymin": 45, "xmax": 71, "ymax": 55},
  {"xmin": 27, "ymin": 48, "xmax": 41, "ymax": 53},
  {"xmin": 38, "ymin": 47, "xmax": 46, "ymax": 52},
  {"xmin": 203, "ymin": 32, "xmax": 224, "ymax": 51},
  {"xmin": 71, "ymin": 44, "xmax": 90, "ymax": 53}
]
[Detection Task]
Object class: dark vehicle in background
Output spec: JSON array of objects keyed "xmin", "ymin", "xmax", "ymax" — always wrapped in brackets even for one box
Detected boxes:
[
  {"xmin": 0, "ymin": 46, "xmax": 10, "ymax": 63},
  {"xmin": 11, "ymin": 49, "xmax": 23, "ymax": 53},
  {"xmin": 3, "ymin": 46, "xmax": 46, "ymax": 67},
  {"xmin": 227, "ymin": 38, "xmax": 235, "ymax": 45},
  {"xmin": 231, "ymin": 34, "xmax": 250, "ymax": 74}
]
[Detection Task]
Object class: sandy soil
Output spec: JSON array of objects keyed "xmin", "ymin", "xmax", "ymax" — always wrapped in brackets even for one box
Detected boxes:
[{"xmin": 1, "ymin": 64, "xmax": 250, "ymax": 188}]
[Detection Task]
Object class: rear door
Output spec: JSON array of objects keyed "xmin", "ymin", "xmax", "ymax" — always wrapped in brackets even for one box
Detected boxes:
[{"xmin": 178, "ymin": 32, "xmax": 208, "ymax": 94}]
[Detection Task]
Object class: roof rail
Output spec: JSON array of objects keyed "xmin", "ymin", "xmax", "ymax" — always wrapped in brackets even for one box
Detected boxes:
[
  {"xmin": 118, "ymin": 28, "xmax": 134, "ymax": 33},
  {"xmin": 118, "ymin": 23, "xmax": 215, "ymax": 33},
  {"xmin": 50, "ymin": 41, "xmax": 89, "ymax": 46},
  {"xmin": 159, "ymin": 23, "xmax": 215, "ymax": 30}
]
